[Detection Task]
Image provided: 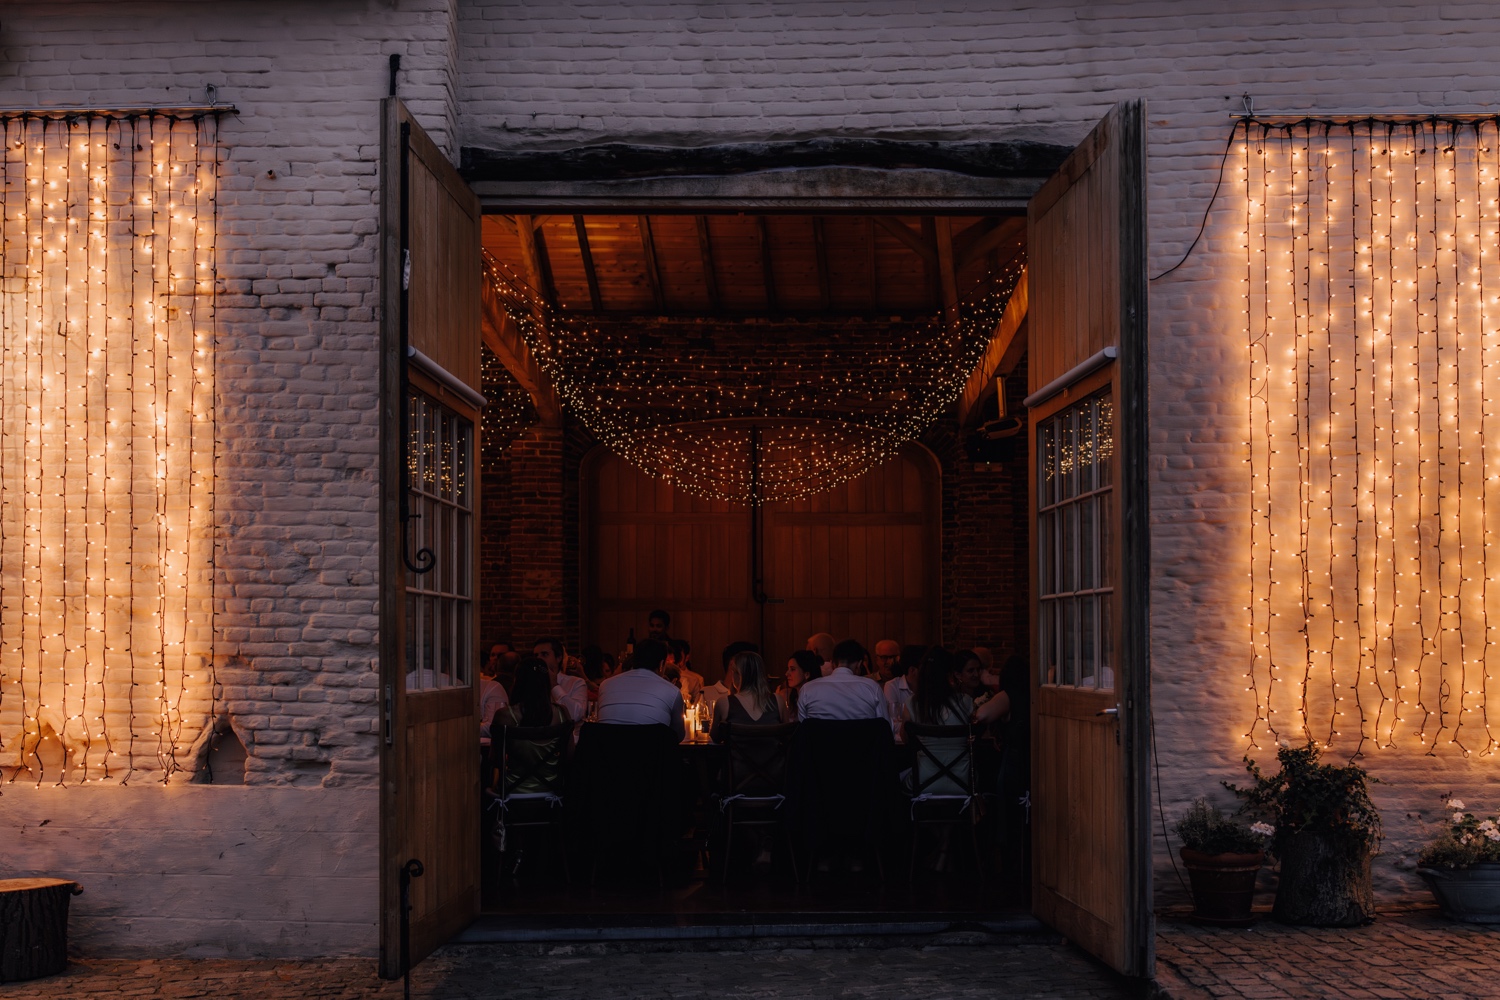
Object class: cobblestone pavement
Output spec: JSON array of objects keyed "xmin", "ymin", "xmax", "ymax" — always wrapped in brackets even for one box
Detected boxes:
[
  {"xmin": 8, "ymin": 940, "xmax": 1138, "ymax": 999},
  {"xmin": 1154, "ymin": 904, "xmax": 1500, "ymax": 1000}
]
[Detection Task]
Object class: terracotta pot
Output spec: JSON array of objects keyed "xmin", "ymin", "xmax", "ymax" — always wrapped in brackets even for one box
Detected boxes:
[
  {"xmin": 1418, "ymin": 864, "xmax": 1500, "ymax": 924},
  {"xmin": 1179, "ymin": 848, "xmax": 1264, "ymax": 926}
]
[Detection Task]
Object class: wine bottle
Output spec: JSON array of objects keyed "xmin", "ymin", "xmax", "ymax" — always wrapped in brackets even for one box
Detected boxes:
[{"xmin": 626, "ymin": 627, "xmax": 635, "ymax": 654}]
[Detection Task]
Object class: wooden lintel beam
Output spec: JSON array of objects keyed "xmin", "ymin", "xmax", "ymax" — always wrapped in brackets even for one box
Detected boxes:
[
  {"xmin": 574, "ymin": 215, "xmax": 603, "ymax": 311},
  {"xmin": 958, "ymin": 266, "xmax": 1029, "ymax": 427},
  {"xmin": 812, "ymin": 216, "xmax": 832, "ymax": 311},
  {"xmin": 480, "ymin": 271, "xmax": 561, "ymax": 426},
  {"xmin": 873, "ymin": 215, "xmax": 937, "ymax": 265},
  {"xmin": 958, "ymin": 217, "xmax": 1026, "ymax": 270},
  {"xmin": 492, "ymin": 214, "xmax": 518, "ymax": 236},
  {"xmin": 757, "ymin": 216, "xmax": 778, "ymax": 312},
  {"xmin": 514, "ymin": 214, "xmax": 556, "ymax": 309},
  {"xmin": 695, "ymin": 215, "xmax": 720, "ymax": 311},
  {"xmin": 933, "ymin": 216, "xmax": 959, "ymax": 326},
  {"xmin": 638, "ymin": 215, "xmax": 666, "ymax": 312}
]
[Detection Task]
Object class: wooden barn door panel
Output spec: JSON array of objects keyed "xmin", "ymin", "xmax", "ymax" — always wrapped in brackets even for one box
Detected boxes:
[
  {"xmin": 1026, "ymin": 100, "xmax": 1151, "ymax": 978},
  {"xmin": 584, "ymin": 446, "xmax": 940, "ymax": 679},
  {"xmin": 379, "ymin": 98, "xmax": 482, "ymax": 978}
]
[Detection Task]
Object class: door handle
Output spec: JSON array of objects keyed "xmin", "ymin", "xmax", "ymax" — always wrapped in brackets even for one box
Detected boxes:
[{"xmin": 1096, "ymin": 707, "xmax": 1119, "ymax": 717}]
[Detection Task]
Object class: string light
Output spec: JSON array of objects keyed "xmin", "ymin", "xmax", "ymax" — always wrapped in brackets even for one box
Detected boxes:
[
  {"xmin": 0, "ymin": 110, "xmax": 221, "ymax": 785},
  {"xmin": 482, "ymin": 254, "xmax": 1025, "ymax": 504},
  {"xmin": 1242, "ymin": 115, "xmax": 1500, "ymax": 758}
]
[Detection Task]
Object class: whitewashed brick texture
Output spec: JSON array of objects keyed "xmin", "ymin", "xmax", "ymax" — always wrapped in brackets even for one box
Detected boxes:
[
  {"xmin": 0, "ymin": 0, "xmax": 463, "ymax": 956},
  {"xmin": 458, "ymin": 0, "xmax": 1500, "ymax": 906},
  {"xmin": 4, "ymin": 0, "xmax": 1500, "ymax": 959}
]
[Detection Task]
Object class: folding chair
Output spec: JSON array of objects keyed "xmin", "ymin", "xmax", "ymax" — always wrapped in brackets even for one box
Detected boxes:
[
  {"xmin": 904, "ymin": 722, "xmax": 983, "ymax": 880},
  {"xmin": 717, "ymin": 721, "xmax": 799, "ymax": 883}
]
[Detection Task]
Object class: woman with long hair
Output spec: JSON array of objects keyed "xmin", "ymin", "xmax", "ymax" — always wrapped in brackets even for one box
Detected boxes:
[
  {"xmin": 779, "ymin": 649, "xmax": 823, "ymax": 723},
  {"xmin": 489, "ymin": 655, "xmax": 570, "ymax": 796},
  {"xmin": 906, "ymin": 646, "xmax": 971, "ymax": 729},
  {"xmin": 712, "ymin": 649, "xmax": 780, "ymax": 740}
]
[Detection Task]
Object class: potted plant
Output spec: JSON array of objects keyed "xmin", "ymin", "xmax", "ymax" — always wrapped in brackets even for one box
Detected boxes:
[
  {"xmin": 1228, "ymin": 741, "xmax": 1381, "ymax": 926},
  {"xmin": 1174, "ymin": 798, "xmax": 1272, "ymax": 925},
  {"xmin": 1416, "ymin": 797, "xmax": 1500, "ymax": 923}
]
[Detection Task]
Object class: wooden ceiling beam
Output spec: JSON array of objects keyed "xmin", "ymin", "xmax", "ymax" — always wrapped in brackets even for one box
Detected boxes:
[
  {"xmin": 958, "ymin": 265, "xmax": 1029, "ymax": 428},
  {"xmin": 872, "ymin": 215, "xmax": 937, "ymax": 266},
  {"xmin": 933, "ymin": 216, "xmax": 959, "ymax": 325},
  {"xmin": 757, "ymin": 215, "xmax": 777, "ymax": 312},
  {"xmin": 812, "ymin": 216, "xmax": 832, "ymax": 311},
  {"xmin": 513, "ymin": 214, "xmax": 556, "ymax": 309},
  {"xmin": 638, "ymin": 215, "xmax": 666, "ymax": 312},
  {"xmin": 574, "ymin": 215, "xmax": 603, "ymax": 311},
  {"xmin": 695, "ymin": 215, "xmax": 720, "ymax": 311},
  {"xmin": 958, "ymin": 216, "xmax": 1026, "ymax": 270},
  {"xmin": 480, "ymin": 270, "xmax": 561, "ymax": 427},
  {"xmin": 492, "ymin": 214, "xmax": 518, "ymax": 236}
]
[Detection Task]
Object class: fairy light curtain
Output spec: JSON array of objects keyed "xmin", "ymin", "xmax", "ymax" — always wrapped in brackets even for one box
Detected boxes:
[
  {"xmin": 1242, "ymin": 116, "xmax": 1500, "ymax": 757},
  {"xmin": 484, "ymin": 255, "xmax": 1025, "ymax": 504},
  {"xmin": 0, "ymin": 111, "xmax": 220, "ymax": 785}
]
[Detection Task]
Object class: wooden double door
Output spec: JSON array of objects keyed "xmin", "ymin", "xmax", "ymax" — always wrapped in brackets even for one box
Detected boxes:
[{"xmin": 584, "ymin": 444, "xmax": 940, "ymax": 677}]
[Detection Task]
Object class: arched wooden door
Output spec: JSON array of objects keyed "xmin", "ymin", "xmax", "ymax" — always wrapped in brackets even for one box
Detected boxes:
[{"xmin": 583, "ymin": 445, "xmax": 940, "ymax": 678}]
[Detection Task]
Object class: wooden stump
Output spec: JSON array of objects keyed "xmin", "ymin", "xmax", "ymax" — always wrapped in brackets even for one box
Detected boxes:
[
  {"xmin": 1272, "ymin": 832, "xmax": 1375, "ymax": 927},
  {"xmin": 0, "ymin": 878, "xmax": 83, "ymax": 983}
]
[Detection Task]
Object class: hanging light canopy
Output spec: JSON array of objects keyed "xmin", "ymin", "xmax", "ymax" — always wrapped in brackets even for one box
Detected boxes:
[{"xmin": 484, "ymin": 254, "xmax": 1024, "ymax": 504}]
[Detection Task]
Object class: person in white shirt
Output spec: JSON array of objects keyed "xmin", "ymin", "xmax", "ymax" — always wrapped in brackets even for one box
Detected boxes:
[
  {"xmin": 595, "ymin": 638, "xmax": 686, "ymax": 741},
  {"xmin": 806, "ymin": 632, "xmax": 836, "ymax": 676},
  {"xmin": 536, "ymin": 637, "xmax": 588, "ymax": 724},
  {"xmin": 871, "ymin": 639, "xmax": 901, "ymax": 685},
  {"xmin": 882, "ymin": 644, "xmax": 925, "ymax": 739},
  {"xmin": 797, "ymin": 639, "xmax": 890, "ymax": 723}
]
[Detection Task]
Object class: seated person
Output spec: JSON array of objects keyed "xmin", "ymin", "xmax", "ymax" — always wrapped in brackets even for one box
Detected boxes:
[
  {"xmin": 711, "ymin": 649, "xmax": 781, "ymax": 741},
  {"xmin": 479, "ymin": 651, "xmax": 511, "ymax": 744},
  {"xmin": 489, "ymin": 656, "xmax": 570, "ymax": 795},
  {"xmin": 702, "ymin": 640, "xmax": 758, "ymax": 713},
  {"xmin": 871, "ymin": 638, "xmax": 901, "ymax": 684},
  {"xmin": 805, "ymin": 632, "xmax": 836, "ymax": 676},
  {"xmin": 670, "ymin": 638, "xmax": 705, "ymax": 703},
  {"xmin": 883, "ymin": 644, "xmax": 925, "ymax": 738},
  {"xmin": 594, "ymin": 638, "xmax": 686, "ymax": 742},
  {"xmin": 779, "ymin": 649, "xmax": 823, "ymax": 723},
  {"xmin": 797, "ymin": 639, "xmax": 890, "ymax": 722},
  {"xmin": 901, "ymin": 647, "xmax": 975, "ymax": 796},
  {"xmin": 535, "ymin": 637, "xmax": 587, "ymax": 723},
  {"xmin": 954, "ymin": 649, "xmax": 985, "ymax": 702}
]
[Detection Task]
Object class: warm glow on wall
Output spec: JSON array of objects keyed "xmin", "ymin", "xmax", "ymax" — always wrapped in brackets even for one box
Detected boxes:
[
  {"xmin": 1242, "ymin": 116, "xmax": 1500, "ymax": 757},
  {"xmin": 0, "ymin": 111, "xmax": 221, "ymax": 784}
]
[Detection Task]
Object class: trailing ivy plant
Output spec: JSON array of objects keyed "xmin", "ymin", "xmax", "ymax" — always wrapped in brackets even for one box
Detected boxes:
[
  {"xmin": 1175, "ymin": 797, "xmax": 1271, "ymax": 855},
  {"xmin": 1226, "ymin": 741, "xmax": 1382, "ymax": 860}
]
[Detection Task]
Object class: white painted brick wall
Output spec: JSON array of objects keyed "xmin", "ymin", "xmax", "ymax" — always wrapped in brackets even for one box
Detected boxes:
[
  {"xmin": 0, "ymin": 0, "xmax": 462, "ymax": 957},
  {"xmin": 456, "ymin": 0, "xmax": 1500, "ymax": 905},
  {"xmin": 4, "ymin": 0, "xmax": 1500, "ymax": 958}
]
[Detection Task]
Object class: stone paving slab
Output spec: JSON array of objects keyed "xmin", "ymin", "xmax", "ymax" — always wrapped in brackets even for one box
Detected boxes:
[
  {"xmin": 1154, "ymin": 905, "xmax": 1500, "ymax": 1000},
  {"xmin": 6, "ymin": 941, "xmax": 1138, "ymax": 999}
]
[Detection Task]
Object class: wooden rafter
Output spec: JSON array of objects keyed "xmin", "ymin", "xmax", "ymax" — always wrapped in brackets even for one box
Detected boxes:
[
  {"xmin": 958, "ymin": 217, "xmax": 1025, "ymax": 269},
  {"xmin": 872, "ymin": 215, "xmax": 937, "ymax": 265},
  {"xmin": 812, "ymin": 216, "xmax": 831, "ymax": 311},
  {"xmin": 574, "ymin": 215, "xmax": 603, "ymax": 311},
  {"xmin": 958, "ymin": 265, "xmax": 1028, "ymax": 427},
  {"xmin": 480, "ymin": 268, "xmax": 562, "ymax": 426},
  {"xmin": 933, "ymin": 216, "xmax": 959, "ymax": 325},
  {"xmin": 757, "ymin": 215, "xmax": 777, "ymax": 312},
  {"xmin": 694, "ymin": 215, "xmax": 720, "ymax": 310},
  {"xmin": 514, "ymin": 214, "xmax": 556, "ymax": 309},
  {"xmin": 638, "ymin": 215, "xmax": 666, "ymax": 312}
]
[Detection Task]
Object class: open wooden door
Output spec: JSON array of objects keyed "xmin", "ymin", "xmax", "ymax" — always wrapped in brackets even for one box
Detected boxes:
[
  {"xmin": 1026, "ymin": 100, "xmax": 1151, "ymax": 977},
  {"xmin": 379, "ymin": 98, "xmax": 483, "ymax": 978}
]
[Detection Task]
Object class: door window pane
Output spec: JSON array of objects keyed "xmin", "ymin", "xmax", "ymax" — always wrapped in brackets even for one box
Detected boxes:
[{"xmin": 1037, "ymin": 389, "xmax": 1115, "ymax": 690}]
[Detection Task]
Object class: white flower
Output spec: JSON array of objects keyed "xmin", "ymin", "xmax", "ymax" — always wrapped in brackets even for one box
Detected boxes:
[
  {"xmin": 1448, "ymin": 799, "xmax": 1466, "ymax": 811},
  {"xmin": 1479, "ymin": 819, "xmax": 1497, "ymax": 834},
  {"xmin": 1250, "ymin": 822, "xmax": 1276, "ymax": 838},
  {"xmin": 1461, "ymin": 834, "xmax": 1473, "ymax": 845},
  {"xmin": 1454, "ymin": 812, "xmax": 1468, "ymax": 826},
  {"xmin": 1487, "ymin": 829, "xmax": 1500, "ymax": 843}
]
